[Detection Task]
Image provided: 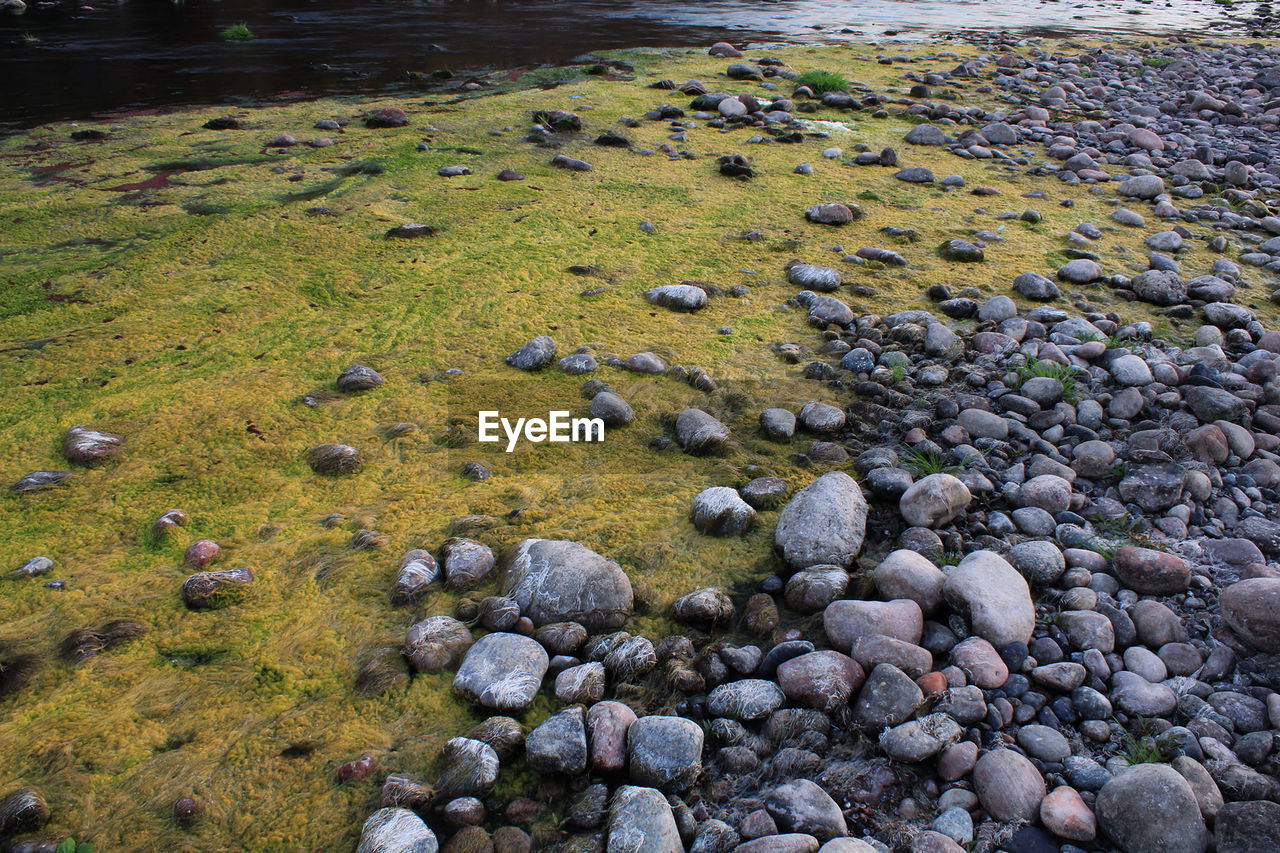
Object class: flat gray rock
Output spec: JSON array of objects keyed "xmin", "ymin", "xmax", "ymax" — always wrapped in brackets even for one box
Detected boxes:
[
  {"xmin": 1096, "ymin": 764, "xmax": 1207, "ymax": 853},
  {"xmin": 607, "ymin": 786, "xmax": 682, "ymax": 853},
  {"xmin": 356, "ymin": 808, "xmax": 438, "ymax": 853},
  {"xmin": 452, "ymin": 632, "xmax": 549, "ymax": 711},
  {"xmin": 502, "ymin": 539, "xmax": 633, "ymax": 631},
  {"xmin": 774, "ymin": 471, "xmax": 868, "ymax": 570}
]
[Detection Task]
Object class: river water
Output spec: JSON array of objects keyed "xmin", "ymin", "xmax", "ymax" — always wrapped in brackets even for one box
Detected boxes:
[{"xmin": 0, "ymin": 0, "xmax": 1259, "ymax": 132}]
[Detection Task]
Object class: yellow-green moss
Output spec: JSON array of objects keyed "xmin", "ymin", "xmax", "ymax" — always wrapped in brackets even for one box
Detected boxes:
[{"xmin": 0, "ymin": 40, "xmax": 1274, "ymax": 849}]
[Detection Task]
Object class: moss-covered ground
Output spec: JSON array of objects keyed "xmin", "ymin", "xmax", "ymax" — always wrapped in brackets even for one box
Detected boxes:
[{"xmin": 0, "ymin": 40, "xmax": 1275, "ymax": 850}]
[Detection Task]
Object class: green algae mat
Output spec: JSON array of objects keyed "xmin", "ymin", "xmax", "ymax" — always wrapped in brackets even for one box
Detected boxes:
[{"xmin": 1, "ymin": 41, "xmax": 1273, "ymax": 850}]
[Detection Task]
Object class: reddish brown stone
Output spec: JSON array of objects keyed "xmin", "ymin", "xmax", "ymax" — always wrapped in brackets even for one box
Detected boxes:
[
  {"xmin": 1113, "ymin": 545, "xmax": 1191, "ymax": 594},
  {"xmin": 184, "ymin": 539, "xmax": 221, "ymax": 569}
]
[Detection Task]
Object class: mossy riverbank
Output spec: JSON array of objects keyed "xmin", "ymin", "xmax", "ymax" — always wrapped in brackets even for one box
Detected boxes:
[{"xmin": 1, "ymin": 39, "xmax": 1275, "ymax": 850}]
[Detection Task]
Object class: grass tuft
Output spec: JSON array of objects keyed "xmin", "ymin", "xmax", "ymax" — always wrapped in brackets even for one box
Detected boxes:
[
  {"xmin": 901, "ymin": 448, "xmax": 960, "ymax": 477},
  {"xmin": 1016, "ymin": 357, "xmax": 1082, "ymax": 403},
  {"xmin": 1116, "ymin": 717, "xmax": 1164, "ymax": 765},
  {"xmin": 220, "ymin": 22, "xmax": 255, "ymax": 42},
  {"xmin": 796, "ymin": 70, "xmax": 850, "ymax": 95}
]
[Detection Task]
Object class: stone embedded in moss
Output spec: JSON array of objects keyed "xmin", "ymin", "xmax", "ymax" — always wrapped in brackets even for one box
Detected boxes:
[
  {"xmin": 717, "ymin": 153, "xmax": 753, "ymax": 179},
  {"xmin": 786, "ymin": 262, "xmax": 841, "ymax": 291},
  {"xmin": 532, "ymin": 109, "xmax": 581, "ymax": 131},
  {"xmin": 380, "ymin": 776, "xmax": 435, "ymax": 811},
  {"xmin": 805, "ymin": 203, "xmax": 859, "ymax": 225},
  {"xmin": 364, "ymin": 107, "xmax": 409, "ymax": 128},
  {"xmin": 13, "ymin": 556, "xmax": 53, "ymax": 578},
  {"xmin": 385, "ymin": 223, "xmax": 437, "ymax": 239},
  {"xmin": 355, "ymin": 807, "xmax": 437, "ymax": 853},
  {"xmin": 937, "ymin": 239, "xmax": 984, "ymax": 262},
  {"xmin": 551, "ymin": 154, "xmax": 594, "ymax": 172},
  {"xmin": 181, "ymin": 567, "xmax": 254, "ymax": 609},
  {"xmin": 306, "ymin": 443, "xmax": 363, "ymax": 475},
  {"xmin": 690, "ymin": 486, "xmax": 757, "ymax": 536},
  {"xmin": 391, "ymin": 549, "xmax": 440, "ymax": 606},
  {"xmin": 184, "ymin": 539, "xmax": 221, "ymax": 569},
  {"xmin": 589, "ymin": 391, "xmax": 634, "ymax": 427},
  {"xmin": 674, "ymin": 408, "xmax": 731, "ymax": 455},
  {"xmin": 0, "ymin": 787, "xmax": 48, "ymax": 836},
  {"xmin": 467, "ymin": 716, "xmax": 525, "ymax": 760},
  {"xmin": 671, "ymin": 587, "xmax": 734, "ymax": 629},
  {"xmin": 337, "ymin": 754, "xmax": 377, "ymax": 783},
  {"xmin": 59, "ymin": 619, "xmax": 146, "ymax": 664},
  {"xmin": 63, "ymin": 424, "xmax": 122, "ymax": 466},
  {"xmin": 708, "ymin": 42, "xmax": 743, "ymax": 58},
  {"xmin": 337, "ymin": 364, "xmax": 384, "ymax": 392},
  {"xmin": 624, "ymin": 352, "xmax": 667, "ymax": 374},
  {"xmin": 595, "ymin": 132, "xmax": 631, "ymax": 148},
  {"xmin": 151, "ymin": 508, "xmax": 188, "ymax": 538},
  {"xmin": 173, "ymin": 796, "xmax": 202, "ymax": 828},
  {"xmin": 404, "ymin": 615, "xmax": 472, "ymax": 673},
  {"xmin": 603, "ymin": 634, "xmax": 657, "ymax": 682},
  {"xmin": 505, "ymin": 335, "xmax": 556, "ymax": 370},
  {"xmin": 774, "ymin": 471, "xmax": 868, "ymax": 570},
  {"xmin": 645, "ymin": 284, "xmax": 707, "ymax": 312},
  {"xmin": 477, "ymin": 595, "xmax": 521, "ymax": 631},
  {"xmin": 440, "ymin": 538, "xmax": 494, "ymax": 590}
]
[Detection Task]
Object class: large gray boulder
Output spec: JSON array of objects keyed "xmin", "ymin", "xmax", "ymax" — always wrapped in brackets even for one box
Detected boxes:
[
  {"xmin": 675, "ymin": 408, "xmax": 732, "ymax": 454},
  {"xmin": 765, "ymin": 779, "xmax": 847, "ymax": 841},
  {"xmin": 645, "ymin": 284, "xmax": 707, "ymax": 312},
  {"xmin": 404, "ymin": 615, "xmax": 473, "ymax": 672},
  {"xmin": 1184, "ymin": 385, "xmax": 1248, "ymax": 424},
  {"xmin": 973, "ymin": 749, "xmax": 1045, "ymax": 822},
  {"xmin": 628, "ymin": 715, "xmax": 704, "ymax": 792},
  {"xmin": 437, "ymin": 737, "xmax": 500, "ymax": 797},
  {"xmin": 942, "ymin": 550, "xmax": 1035, "ymax": 647},
  {"xmin": 690, "ymin": 486, "xmax": 757, "ymax": 536},
  {"xmin": 1217, "ymin": 801, "xmax": 1280, "ymax": 853},
  {"xmin": 526, "ymin": 706, "xmax": 588, "ymax": 775},
  {"xmin": 452, "ymin": 632, "xmax": 548, "ymax": 711},
  {"xmin": 356, "ymin": 808, "xmax": 438, "ymax": 853},
  {"xmin": 873, "ymin": 550, "xmax": 947, "ymax": 612},
  {"xmin": 1119, "ymin": 174, "xmax": 1165, "ymax": 199},
  {"xmin": 607, "ymin": 786, "xmax": 683, "ymax": 853},
  {"xmin": 706, "ymin": 679, "xmax": 786, "ymax": 720},
  {"xmin": 906, "ymin": 124, "xmax": 948, "ymax": 145},
  {"xmin": 1132, "ymin": 270, "xmax": 1187, "ymax": 306},
  {"xmin": 899, "ymin": 473, "xmax": 971, "ymax": 528},
  {"xmin": 1096, "ymin": 764, "xmax": 1208, "ymax": 853},
  {"xmin": 774, "ymin": 472, "xmax": 868, "ymax": 570},
  {"xmin": 506, "ymin": 335, "xmax": 556, "ymax": 370},
  {"xmin": 502, "ymin": 539, "xmax": 633, "ymax": 631},
  {"xmin": 787, "ymin": 263, "xmax": 842, "ymax": 292},
  {"xmin": 1221, "ymin": 578, "xmax": 1280, "ymax": 652}
]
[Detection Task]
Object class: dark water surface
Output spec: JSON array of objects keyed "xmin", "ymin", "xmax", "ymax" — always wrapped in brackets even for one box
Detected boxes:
[{"xmin": 0, "ymin": 0, "xmax": 1254, "ymax": 132}]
